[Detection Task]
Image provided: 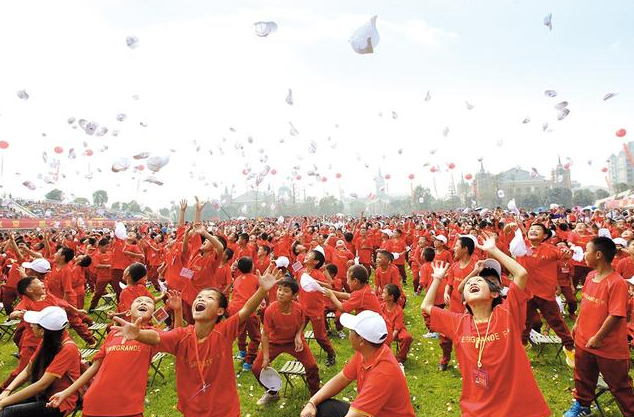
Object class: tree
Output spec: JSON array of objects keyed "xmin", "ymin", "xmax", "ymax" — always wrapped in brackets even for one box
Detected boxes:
[
  {"xmin": 159, "ymin": 208, "xmax": 170, "ymax": 217},
  {"xmin": 128, "ymin": 200, "xmax": 141, "ymax": 213},
  {"xmin": 594, "ymin": 189, "xmax": 610, "ymax": 200},
  {"xmin": 544, "ymin": 187, "xmax": 572, "ymax": 207},
  {"xmin": 73, "ymin": 197, "xmax": 90, "ymax": 205},
  {"xmin": 111, "ymin": 202, "xmax": 121, "ymax": 210},
  {"xmin": 318, "ymin": 196, "xmax": 343, "ymax": 216},
  {"xmin": 45, "ymin": 189, "xmax": 64, "ymax": 201},
  {"xmin": 92, "ymin": 190, "xmax": 108, "ymax": 206},
  {"xmin": 614, "ymin": 183, "xmax": 629, "ymax": 193},
  {"xmin": 572, "ymin": 189, "xmax": 595, "ymax": 207}
]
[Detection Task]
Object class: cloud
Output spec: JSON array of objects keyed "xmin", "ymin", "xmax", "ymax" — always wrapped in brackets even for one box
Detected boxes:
[{"xmin": 381, "ymin": 19, "xmax": 458, "ymax": 48}]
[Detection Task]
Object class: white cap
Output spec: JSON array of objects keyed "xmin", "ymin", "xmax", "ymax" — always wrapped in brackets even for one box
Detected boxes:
[
  {"xmin": 626, "ymin": 276, "xmax": 634, "ymax": 286},
  {"xmin": 24, "ymin": 306, "xmax": 68, "ymax": 331},
  {"xmin": 434, "ymin": 234, "xmax": 447, "ymax": 244},
  {"xmin": 275, "ymin": 256, "xmax": 290, "ymax": 268},
  {"xmin": 314, "ymin": 245, "xmax": 325, "ymax": 256},
  {"xmin": 613, "ymin": 237, "xmax": 627, "ymax": 247},
  {"xmin": 380, "ymin": 229, "xmax": 393, "ymax": 238},
  {"xmin": 21, "ymin": 258, "xmax": 51, "ymax": 274},
  {"xmin": 482, "ymin": 258, "xmax": 502, "ymax": 278},
  {"xmin": 391, "ymin": 252, "xmax": 400, "ymax": 261},
  {"xmin": 340, "ymin": 310, "xmax": 388, "ymax": 344},
  {"xmin": 460, "ymin": 235, "xmax": 479, "ymax": 247}
]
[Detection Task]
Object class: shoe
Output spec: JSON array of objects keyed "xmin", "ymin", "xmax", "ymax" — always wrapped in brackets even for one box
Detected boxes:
[
  {"xmin": 337, "ymin": 331, "xmax": 346, "ymax": 339},
  {"xmin": 564, "ymin": 348, "xmax": 575, "ymax": 369},
  {"xmin": 326, "ymin": 355, "xmax": 336, "ymax": 367},
  {"xmin": 422, "ymin": 332, "xmax": 439, "ymax": 339},
  {"xmin": 398, "ymin": 362, "xmax": 405, "ymax": 374},
  {"xmin": 563, "ymin": 400, "xmax": 591, "ymax": 417},
  {"xmin": 237, "ymin": 350, "xmax": 246, "ymax": 360},
  {"xmin": 11, "ymin": 352, "xmax": 20, "ymax": 359},
  {"xmin": 438, "ymin": 363, "xmax": 448, "ymax": 371},
  {"xmin": 85, "ymin": 340, "xmax": 98, "ymax": 349},
  {"xmin": 242, "ymin": 362, "xmax": 253, "ymax": 371},
  {"xmin": 256, "ymin": 391, "xmax": 280, "ymax": 406}
]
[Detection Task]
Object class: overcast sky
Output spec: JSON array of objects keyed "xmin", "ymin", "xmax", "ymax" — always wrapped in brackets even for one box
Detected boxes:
[{"xmin": 0, "ymin": 0, "xmax": 632, "ymax": 210}]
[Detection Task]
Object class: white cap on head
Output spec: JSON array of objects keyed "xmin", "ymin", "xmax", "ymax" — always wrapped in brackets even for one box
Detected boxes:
[
  {"xmin": 460, "ymin": 234, "xmax": 478, "ymax": 247},
  {"xmin": 380, "ymin": 229, "xmax": 394, "ymax": 238},
  {"xmin": 340, "ymin": 310, "xmax": 388, "ymax": 344},
  {"xmin": 482, "ymin": 258, "xmax": 502, "ymax": 278},
  {"xmin": 434, "ymin": 234, "xmax": 447, "ymax": 244},
  {"xmin": 21, "ymin": 258, "xmax": 51, "ymax": 274},
  {"xmin": 24, "ymin": 306, "xmax": 68, "ymax": 331},
  {"xmin": 275, "ymin": 256, "xmax": 290, "ymax": 268},
  {"xmin": 613, "ymin": 237, "xmax": 627, "ymax": 247}
]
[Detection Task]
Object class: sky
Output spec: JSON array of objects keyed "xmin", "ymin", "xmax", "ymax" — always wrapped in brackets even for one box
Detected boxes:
[{"xmin": 0, "ymin": 0, "xmax": 632, "ymax": 211}]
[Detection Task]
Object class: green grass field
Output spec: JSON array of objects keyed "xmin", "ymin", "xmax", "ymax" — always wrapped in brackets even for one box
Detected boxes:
[{"xmin": 0, "ymin": 269, "xmax": 631, "ymax": 417}]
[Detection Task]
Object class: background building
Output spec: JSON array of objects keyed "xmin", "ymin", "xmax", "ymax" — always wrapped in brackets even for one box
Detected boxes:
[{"xmin": 608, "ymin": 141, "xmax": 634, "ymax": 191}]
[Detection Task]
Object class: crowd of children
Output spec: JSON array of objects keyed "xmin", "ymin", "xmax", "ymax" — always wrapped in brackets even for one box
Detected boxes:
[{"xmin": 0, "ymin": 202, "xmax": 633, "ymax": 416}]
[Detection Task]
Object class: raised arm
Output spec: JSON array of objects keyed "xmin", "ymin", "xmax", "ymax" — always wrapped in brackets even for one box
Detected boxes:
[
  {"xmin": 194, "ymin": 196, "xmax": 205, "ymax": 223},
  {"xmin": 178, "ymin": 199, "xmax": 187, "ymax": 227},
  {"xmin": 46, "ymin": 360, "xmax": 103, "ymax": 409},
  {"xmin": 421, "ymin": 262, "xmax": 450, "ymax": 316},
  {"xmin": 476, "ymin": 236, "xmax": 528, "ymax": 290},
  {"xmin": 111, "ymin": 316, "xmax": 161, "ymax": 346}
]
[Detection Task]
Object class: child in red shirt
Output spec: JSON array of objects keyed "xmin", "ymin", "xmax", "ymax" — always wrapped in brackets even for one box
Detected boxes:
[
  {"xmin": 381, "ymin": 284, "xmax": 412, "ymax": 368},
  {"xmin": 564, "ymin": 237, "xmax": 634, "ymax": 417},
  {"xmin": 252, "ymin": 277, "xmax": 321, "ymax": 405},
  {"xmin": 627, "ymin": 277, "xmax": 634, "ymax": 348},
  {"xmin": 89, "ymin": 238, "xmax": 113, "ymax": 311},
  {"xmin": 555, "ymin": 241, "xmax": 577, "ymax": 320},
  {"xmin": 374, "ymin": 250, "xmax": 405, "ymax": 307},
  {"xmin": 229, "ymin": 257, "xmax": 261, "ymax": 370},
  {"xmin": 422, "ymin": 237, "xmax": 551, "ymax": 417},
  {"xmin": 71, "ymin": 255, "xmax": 92, "ymax": 310},
  {"xmin": 116, "ymin": 263, "xmax": 156, "ymax": 314}
]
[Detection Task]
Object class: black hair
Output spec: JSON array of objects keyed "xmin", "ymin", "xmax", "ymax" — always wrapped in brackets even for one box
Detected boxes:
[
  {"xmin": 259, "ymin": 245, "xmax": 271, "ymax": 255},
  {"xmin": 325, "ymin": 263, "xmax": 338, "ymax": 277},
  {"xmin": 310, "ymin": 250, "xmax": 325, "ymax": 269},
  {"xmin": 224, "ymin": 248, "xmax": 234, "ymax": 260},
  {"xmin": 291, "ymin": 241, "xmax": 302, "ymax": 256},
  {"xmin": 17, "ymin": 276, "xmax": 37, "ymax": 296},
  {"xmin": 531, "ymin": 223, "xmax": 552, "ymax": 240},
  {"xmin": 423, "ymin": 247, "xmax": 436, "ymax": 262},
  {"xmin": 128, "ymin": 262, "xmax": 147, "ymax": 283},
  {"xmin": 98, "ymin": 238, "xmax": 109, "ymax": 247},
  {"xmin": 457, "ymin": 236, "xmax": 475, "ymax": 255},
  {"xmin": 343, "ymin": 232, "xmax": 354, "ymax": 243},
  {"xmin": 278, "ymin": 277, "xmax": 299, "ymax": 294},
  {"xmin": 77, "ymin": 256, "xmax": 92, "ymax": 268},
  {"xmin": 384, "ymin": 283, "xmax": 401, "ymax": 302},
  {"xmin": 590, "ymin": 236, "xmax": 617, "ymax": 263},
  {"xmin": 59, "ymin": 247, "xmax": 75, "ymax": 263},
  {"xmin": 558, "ymin": 223, "xmax": 569, "ymax": 232},
  {"xmin": 377, "ymin": 249, "xmax": 394, "ymax": 262},
  {"xmin": 480, "ymin": 267, "xmax": 501, "ymax": 285},
  {"xmin": 237, "ymin": 257, "xmax": 254, "ymax": 274},
  {"xmin": 31, "ymin": 328, "xmax": 65, "ymax": 384},
  {"xmin": 238, "ymin": 233, "xmax": 249, "ymax": 242},
  {"xmin": 348, "ymin": 264, "xmax": 369, "ymax": 284}
]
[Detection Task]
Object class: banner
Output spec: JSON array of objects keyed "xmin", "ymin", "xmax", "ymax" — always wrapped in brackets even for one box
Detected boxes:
[{"xmin": 0, "ymin": 218, "xmax": 119, "ymax": 230}]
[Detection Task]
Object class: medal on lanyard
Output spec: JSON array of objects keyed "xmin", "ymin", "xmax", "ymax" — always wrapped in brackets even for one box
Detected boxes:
[
  {"xmin": 472, "ymin": 317, "xmax": 492, "ymax": 389},
  {"xmin": 189, "ymin": 331, "xmax": 210, "ymax": 400}
]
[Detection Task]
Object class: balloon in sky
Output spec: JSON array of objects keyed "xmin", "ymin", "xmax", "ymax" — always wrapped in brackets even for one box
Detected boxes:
[
  {"xmin": 448, "ymin": 162, "xmax": 456, "ymax": 169},
  {"xmin": 17, "ymin": 90, "xmax": 29, "ymax": 100},
  {"xmin": 54, "ymin": 146, "xmax": 63, "ymax": 154},
  {"xmin": 349, "ymin": 15, "xmax": 380, "ymax": 54},
  {"xmin": 253, "ymin": 21, "xmax": 277, "ymax": 37},
  {"xmin": 497, "ymin": 190, "xmax": 505, "ymax": 198},
  {"xmin": 430, "ymin": 166, "xmax": 437, "ymax": 173},
  {"xmin": 336, "ymin": 173, "xmax": 342, "ymax": 179},
  {"xmin": 384, "ymin": 174, "xmax": 391, "ymax": 180},
  {"xmin": 84, "ymin": 149, "xmax": 93, "ymax": 156},
  {"xmin": 408, "ymin": 174, "xmax": 415, "ymax": 180},
  {"xmin": 321, "ymin": 177, "xmax": 327, "ymax": 182},
  {"xmin": 616, "ymin": 129, "xmax": 627, "ymax": 138},
  {"xmin": 295, "ymin": 175, "xmax": 302, "ymax": 180},
  {"xmin": 0, "ymin": 141, "xmax": 8, "ymax": 149},
  {"xmin": 465, "ymin": 173, "xmax": 473, "ymax": 180},
  {"xmin": 601, "ymin": 167, "xmax": 608, "ymax": 173},
  {"xmin": 270, "ymin": 169, "xmax": 277, "ymax": 175}
]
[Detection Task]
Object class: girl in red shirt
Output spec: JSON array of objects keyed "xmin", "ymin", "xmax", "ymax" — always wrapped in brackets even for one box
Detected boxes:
[{"xmin": 422, "ymin": 237, "xmax": 551, "ymax": 417}]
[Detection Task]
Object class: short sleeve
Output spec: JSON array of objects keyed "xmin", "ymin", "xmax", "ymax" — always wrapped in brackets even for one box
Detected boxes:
[
  {"xmin": 46, "ymin": 343, "xmax": 79, "ymax": 378},
  {"xmin": 502, "ymin": 283, "xmax": 530, "ymax": 330},
  {"xmin": 608, "ymin": 279, "xmax": 628, "ymax": 318},
  {"xmin": 158, "ymin": 326, "xmax": 188, "ymax": 355},
  {"xmin": 342, "ymin": 352, "xmax": 360, "ymax": 381},
  {"xmin": 219, "ymin": 312, "xmax": 241, "ymax": 341},
  {"xmin": 92, "ymin": 333, "xmax": 113, "ymax": 362},
  {"xmin": 350, "ymin": 367, "xmax": 391, "ymax": 415},
  {"xmin": 429, "ymin": 306, "xmax": 461, "ymax": 340},
  {"xmin": 342, "ymin": 293, "xmax": 359, "ymax": 313},
  {"xmin": 263, "ymin": 307, "xmax": 274, "ymax": 334}
]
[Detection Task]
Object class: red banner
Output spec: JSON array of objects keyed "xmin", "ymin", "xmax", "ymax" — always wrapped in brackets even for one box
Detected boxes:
[
  {"xmin": 603, "ymin": 199, "xmax": 634, "ymax": 209},
  {"xmin": 0, "ymin": 218, "xmax": 118, "ymax": 230}
]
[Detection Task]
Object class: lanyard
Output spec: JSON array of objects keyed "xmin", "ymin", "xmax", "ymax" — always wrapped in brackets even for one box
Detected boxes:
[
  {"xmin": 189, "ymin": 329, "xmax": 209, "ymax": 399},
  {"xmin": 473, "ymin": 316, "xmax": 492, "ymax": 369}
]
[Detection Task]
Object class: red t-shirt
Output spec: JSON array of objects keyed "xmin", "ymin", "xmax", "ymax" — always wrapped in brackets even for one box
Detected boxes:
[
  {"xmin": 342, "ymin": 344, "xmax": 415, "ymax": 417},
  {"xmin": 118, "ymin": 283, "xmax": 153, "ymax": 313},
  {"xmin": 381, "ymin": 302, "xmax": 406, "ymax": 332},
  {"xmin": 5, "ymin": 262, "xmax": 24, "ymax": 289},
  {"xmin": 264, "ymin": 301, "xmax": 305, "ymax": 344},
  {"xmin": 71, "ymin": 265, "xmax": 86, "ymax": 296},
  {"xmin": 343, "ymin": 285, "xmax": 382, "ymax": 314},
  {"xmin": 32, "ymin": 337, "xmax": 80, "ymax": 414},
  {"xmin": 229, "ymin": 273, "xmax": 259, "ymax": 315},
  {"xmin": 575, "ymin": 271, "xmax": 630, "ymax": 359},
  {"xmin": 374, "ymin": 264, "xmax": 402, "ymax": 294},
  {"xmin": 45, "ymin": 263, "xmax": 75, "ymax": 301},
  {"xmin": 164, "ymin": 244, "xmax": 187, "ymax": 292},
  {"xmin": 445, "ymin": 258, "xmax": 478, "ymax": 313},
  {"xmin": 92, "ymin": 250, "xmax": 112, "ymax": 283},
  {"xmin": 15, "ymin": 295, "xmax": 74, "ymax": 348},
  {"xmin": 181, "ymin": 252, "xmax": 221, "ymax": 306},
  {"xmin": 517, "ymin": 244, "xmax": 562, "ymax": 301},
  {"xmin": 435, "ymin": 249, "xmax": 453, "ymax": 265},
  {"xmin": 111, "ymin": 237, "xmax": 127, "ymax": 270},
  {"xmin": 298, "ymin": 268, "xmax": 327, "ymax": 317},
  {"xmin": 615, "ymin": 257, "xmax": 634, "ymax": 281},
  {"xmin": 568, "ymin": 232, "xmax": 594, "ymax": 267},
  {"xmin": 83, "ymin": 330, "xmax": 158, "ymax": 416},
  {"xmin": 254, "ymin": 257, "xmax": 272, "ymax": 275},
  {"xmin": 430, "ymin": 284, "xmax": 551, "ymax": 417},
  {"xmin": 157, "ymin": 316, "xmax": 241, "ymax": 417},
  {"xmin": 354, "ymin": 236, "xmax": 374, "ymax": 264}
]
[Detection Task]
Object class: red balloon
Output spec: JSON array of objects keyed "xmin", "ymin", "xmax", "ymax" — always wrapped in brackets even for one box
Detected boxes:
[
  {"xmin": 321, "ymin": 177, "xmax": 328, "ymax": 182},
  {"xmin": 563, "ymin": 163, "xmax": 571, "ymax": 170},
  {"xmin": 54, "ymin": 146, "xmax": 63, "ymax": 154},
  {"xmin": 408, "ymin": 174, "xmax": 415, "ymax": 180},
  {"xmin": 270, "ymin": 169, "xmax": 277, "ymax": 175},
  {"xmin": 137, "ymin": 165, "xmax": 145, "ymax": 171},
  {"xmin": 242, "ymin": 169, "xmax": 248, "ymax": 175},
  {"xmin": 616, "ymin": 129, "xmax": 627, "ymax": 138},
  {"xmin": 295, "ymin": 175, "xmax": 302, "ymax": 180},
  {"xmin": 430, "ymin": 166, "xmax": 437, "ymax": 173},
  {"xmin": 335, "ymin": 173, "xmax": 342, "ymax": 179},
  {"xmin": 384, "ymin": 174, "xmax": 391, "ymax": 180},
  {"xmin": 84, "ymin": 149, "xmax": 93, "ymax": 156},
  {"xmin": 465, "ymin": 173, "xmax": 473, "ymax": 180},
  {"xmin": 448, "ymin": 162, "xmax": 456, "ymax": 169},
  {"xmin": 601, "ymin": 167, "xmax": 608, "ymax": 173},
  {"xmin": 0, "ymin": 141, "xmax": 8, "ymax": 149}
]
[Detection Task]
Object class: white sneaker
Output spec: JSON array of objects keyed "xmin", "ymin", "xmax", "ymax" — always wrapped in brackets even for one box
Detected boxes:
[
  {"xmin": 422, "ymin": 332, "xmax": 439, "ymax": 339},
  {"xmin": 398, "ymin": 362, "xmax": 405, "ymax": 374},
  {"xmin": 257, "ymin": 391, "xmax": 280, "ymax": 406}
]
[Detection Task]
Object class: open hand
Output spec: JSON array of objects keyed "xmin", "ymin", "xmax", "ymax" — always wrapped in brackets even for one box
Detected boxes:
[
  {"xmin": 431, "ymin": 261, "xmax": 450, "ymax": 280},
  {"xmin": 111, "ymin": 316, "xmax": 142, "ymax": 343},
  {"xmin": 257, "ymin": 265, "xmax": 284, "ymax": 293},
  {"xmin": 166, "ymin": 290, "xmax": 182, "ymax": 312}
]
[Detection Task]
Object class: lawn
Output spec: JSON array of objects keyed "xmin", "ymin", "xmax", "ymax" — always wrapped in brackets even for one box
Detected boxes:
[{"xmin": 0, "ymin": 268, "xmax": 631, "ymax": 417}]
